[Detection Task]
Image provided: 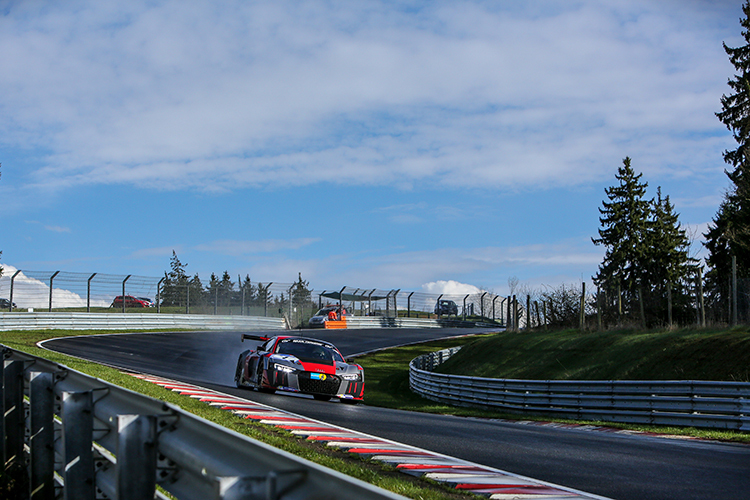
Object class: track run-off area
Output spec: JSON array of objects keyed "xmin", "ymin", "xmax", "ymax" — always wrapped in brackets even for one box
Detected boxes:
[{"xmin": 42, "ymin": 328, "xmax": 750, "ymax": 500}]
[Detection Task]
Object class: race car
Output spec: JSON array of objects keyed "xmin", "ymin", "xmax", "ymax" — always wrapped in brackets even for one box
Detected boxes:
[{"xmin": 234, "ymin": 334, "xmax": 364, "ymax": 403}]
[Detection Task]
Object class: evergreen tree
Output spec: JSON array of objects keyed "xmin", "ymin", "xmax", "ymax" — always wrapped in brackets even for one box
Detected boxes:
[
  {"xmin": 188, "ymin": 273, "xmax": 204, "ymax": 307},
  {"xmin": 291, "ymin": 272, "xmax": 311, "ymax": 307},
  {"xmin": 161, "ymin": 251, "xmax": 189, "ymax": 306},
  {"xmin": 241, "ymin": 275, "xmax": 257, "ymax": 304},
  {"xmin": 219, "ymin": 271, "xmax": 234, "ymax": 308},
  {"xmin": 592, "ymin": 157, "xmax": 652, "ymax": 308},
  {"xmin": 593, "ymin": 159, "xmax": 695, "ymax": 325},
  {"xmin": 650, "ymin": 188, "xmax": 695, "ymax": 286},
  {"xmin": 706, "ymin": 1, "xmax": 750, "ymax": 290}
]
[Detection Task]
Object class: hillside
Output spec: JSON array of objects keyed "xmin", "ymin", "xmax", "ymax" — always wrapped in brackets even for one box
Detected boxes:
[{"xmin": 434, "ymin": 327, "xmax": 750, "ymax": 382}]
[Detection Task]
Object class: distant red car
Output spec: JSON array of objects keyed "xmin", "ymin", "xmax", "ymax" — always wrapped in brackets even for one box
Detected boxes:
[
  {"xmin": 110, "ymin": 295, "xmax": 149, "ymax": 308},
  {"xmin": 234, "ymin": 334, "xmax": 364, "ymax": 403}
]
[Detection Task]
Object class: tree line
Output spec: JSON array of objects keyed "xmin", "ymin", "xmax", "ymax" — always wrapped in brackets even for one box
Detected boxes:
[
  {"xmin": 539, "ymin": 3, "xmax": 750, "ymax": 329},
  {"xmin": 160, "ymin": 251, "xmax": 314, "ymax": 313}
]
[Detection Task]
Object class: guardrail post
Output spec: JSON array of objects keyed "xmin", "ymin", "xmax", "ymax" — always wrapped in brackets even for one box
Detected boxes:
[
  {"xmin": 4, "ymin": 359, "xmax": 25, "ymax": 467},
  {"xmin": 30, "ymin": 371, "xmax": 55, "ymax": 500},
  {"xmin": 62, "ymin": 391, "xmax": 95, "ymax": 500},
  {"xmin": 117, "ymin": 414, "xmax": 158, "ymax": 500}
]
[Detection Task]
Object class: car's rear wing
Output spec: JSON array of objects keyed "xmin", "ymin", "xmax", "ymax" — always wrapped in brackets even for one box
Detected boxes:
[{"xmin": 241, "ymin": 334, "xmax": 270, "ymax": 343}]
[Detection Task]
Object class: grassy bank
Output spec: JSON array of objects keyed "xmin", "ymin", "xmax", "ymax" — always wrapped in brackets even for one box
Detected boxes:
[
  {"xmin": 0, "ymin": 330, "xmax": 479, "ymax": 500},
  {"xmin": 354, "ymin": 328, "xmax": 750, "ymax": 443},
  {"xmin": 434, "ymin": 327, "xmax": 750, "ymax": 381}
]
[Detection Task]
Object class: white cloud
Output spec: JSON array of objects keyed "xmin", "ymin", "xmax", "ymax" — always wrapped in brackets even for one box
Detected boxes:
[
  {"xmin": 422, "ymin": 280, "xmax": 482, "ymax": 296},
  {"xmin": 0, "ymin": 265, "xmax": 110, "ymax": 308},
  {"xmin": 0, "ymin": 1, "xmax": 737, "ymax": 195}
]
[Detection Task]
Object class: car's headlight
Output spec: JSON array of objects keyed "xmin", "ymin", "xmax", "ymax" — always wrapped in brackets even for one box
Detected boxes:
[
  {"xmin": 342, "ymin": 373, "xmax": 361, "ymax": 381},
  {"xmin": 273, "ymin": 364, "xmax": 296, "ymax": 373}
]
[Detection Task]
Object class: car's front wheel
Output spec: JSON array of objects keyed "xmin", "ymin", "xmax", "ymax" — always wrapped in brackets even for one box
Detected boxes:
[
  {"xmin": 256, "ymin": 365, "xmax": 275, "ymax": 394},
  {"xmin": 234, "ymin": 355, "xmax": 245, "ymax": 388}
]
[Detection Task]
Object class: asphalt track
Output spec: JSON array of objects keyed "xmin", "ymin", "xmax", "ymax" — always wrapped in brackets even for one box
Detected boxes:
[{"xmin": 43, "ymin": 329, "xmax": 750, "ymax": 500}]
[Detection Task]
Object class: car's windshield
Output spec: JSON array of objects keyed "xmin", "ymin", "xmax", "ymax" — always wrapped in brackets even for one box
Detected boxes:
[{"xmin": 276, "ymin": 339, "xmax": 334, "ymax": 365}]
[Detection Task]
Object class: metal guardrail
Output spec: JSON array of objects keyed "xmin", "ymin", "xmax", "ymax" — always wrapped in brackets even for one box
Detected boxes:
[
  {"xmin": 410, "ymin": 348, "xmax": 750, "ymax": 431},
  {"xmin": 344, "ymin": 316, "xmax": 479, "ymax": 329},
  {"xmin": 0, "ymin": 312, "xmax": 288, "ymax": 331},
  {"xmin": 1, "ymin": 344, "xmax": 408, "ymax": 500}
]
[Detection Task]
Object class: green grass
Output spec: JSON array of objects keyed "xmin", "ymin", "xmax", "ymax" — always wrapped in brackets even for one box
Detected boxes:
[
  {"xmin": 354, "ymin": 328, "xmax": 750, "ymax": 443},
  {"xmin": 434, "ymin": 327, "xmax": 750, "ymax": 381},
  {"xmin": 0, "ymin": 330, "xmax": 481, "ymax": 500}
]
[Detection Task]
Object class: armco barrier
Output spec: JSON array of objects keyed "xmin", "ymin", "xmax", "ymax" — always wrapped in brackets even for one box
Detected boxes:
[
  {"xmin": 0, "ymin": 312, "xmax": 287, "ymax": 331},
  {"xmin": 344, "ymin": 316, "xmax": 478, "ymax": 329},
  {"xmin": 410, "ymin": 348, "xmax": 750, "ymax": 431},
  {"xmin": 1, "ymin": 345, "xmax": 408, "ymax": 500}
]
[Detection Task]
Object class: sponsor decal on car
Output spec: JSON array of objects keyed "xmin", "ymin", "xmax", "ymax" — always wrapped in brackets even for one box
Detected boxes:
[{"xmin": 311, "ymin": 373, "xmax": 327, "ymax": 380}]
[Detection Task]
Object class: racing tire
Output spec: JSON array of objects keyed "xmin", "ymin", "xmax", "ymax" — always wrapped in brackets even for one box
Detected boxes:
[
  {"xmin": 234, "ymin": 355, "xmax": 245, "ymax": 389},
  {"xmin": 313, "ymin": 394, "xmax": 332, "ymax": 401},
  {"xmin": 256, "ymin": 366, "xmax": 276, "ymax": 394}
]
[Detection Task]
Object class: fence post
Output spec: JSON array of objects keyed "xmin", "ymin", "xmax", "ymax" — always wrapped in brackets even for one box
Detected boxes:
[
  {"xmin": 49, "ymin": 270, "xmax": 60, "ymax": 312},
  {"xmin": 62, "ymin": 391, "xmax": 95, "ymax": 500},
  {"xmin": 30, "ymin": 371, "xmax": 55, "ymax": 500},
  {"xmin": 732, "ymin": 255, "xmax": 738, "ymax": 326},
  {"xmin": 156, "ymin": 277, "xmax": 164, "ymax": 314},
  {"xmin": 667, "ymin": 282, "xmax": 673, "ymax": 328},
  {"xmin": 579, "ymin": 282, "xmax": 585, "ymax": 330},
  {"xmin": 117, "ymin": 415, "xmax": 158, "ymax": 500},
  {"xmin": 507, "ymin": 296, "xmax": 512, "ymax": 331},
  {"xmin": 122, "ymin": 275, "xmax": 131, "ymax": 313},
  {"xmin": 526, "ymin": 295, "xmax": 531, "ymax": 329},
  {"xmin": 638, "ymin": 286, "xmax": 646, "ymax": 329},
  {"xmin": 481, "ymin": 292, "xmax": 487, "ymax": 320},
  {"xmin": 86, "ymin": 273, "xmax": 97, "ymax": 313},
  {"xmin": 597, "ymin": 286, "xmax": 602, "ymax": 331},
  {"xmin": 407, "ymin": 292, "xmax": 414, "ymax": 318},
  {"xmin": 393, "ymin": 289, "xmax": 400, "ymax": 319},
  {"xmin": 9, "ymin": 269, "xmax": 20, "ymax": 311},
  {"xmin": 698, "ymin": 267, "xmax": 705, "ymax": 327}
]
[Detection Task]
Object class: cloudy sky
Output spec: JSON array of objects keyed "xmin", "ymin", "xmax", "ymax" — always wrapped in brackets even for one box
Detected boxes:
[{"xmin": 0, "ymin": 0, "xmax": 742, "ymax": 296}]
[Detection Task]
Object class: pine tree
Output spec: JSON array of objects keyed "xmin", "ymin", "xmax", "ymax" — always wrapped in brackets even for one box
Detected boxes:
[
  {"xmin": 707, "ymin": 1, "xmax": 750, "ymax": 290},
  {"xmin": 592, "ymin": 157, "xmax": 652, "ymax": 309},
  {"xmin": 161, "ymin": 251, "xmax": 189, "ymax": 306},
  {"xmin": 647, "ymin": 188, "xmax": 697, "ymax": 322}
]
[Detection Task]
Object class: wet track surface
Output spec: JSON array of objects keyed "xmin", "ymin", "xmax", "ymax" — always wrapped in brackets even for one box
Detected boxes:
[{"xmin": 43, "ymin": 329, "xmax": 750, "ymax": 500}]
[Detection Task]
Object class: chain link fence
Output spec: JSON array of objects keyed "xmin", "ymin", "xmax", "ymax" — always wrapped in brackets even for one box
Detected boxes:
[{"xmin": 0, "ymin": 268, "xmax": 512, "ymax": 328}]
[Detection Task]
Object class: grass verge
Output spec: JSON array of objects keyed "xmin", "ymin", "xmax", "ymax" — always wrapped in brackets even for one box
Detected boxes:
[
  {"xmin": 354, "ymin": 329, "xmax": 750, "ymax": 444},
  {"xmin": 0, "ymin": 329, "xmax": 481, "ymax": 500}
]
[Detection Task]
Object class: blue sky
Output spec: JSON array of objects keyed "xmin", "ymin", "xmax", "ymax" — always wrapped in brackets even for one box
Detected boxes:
[{"xmin": 0, "ymin": 0, "xmax": 743, "ymax": 297}]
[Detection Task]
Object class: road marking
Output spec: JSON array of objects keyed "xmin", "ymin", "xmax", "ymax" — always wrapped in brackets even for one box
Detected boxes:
[{"xmin": 131, "ymin": 373, "xmax": 610, "ymax": 500}]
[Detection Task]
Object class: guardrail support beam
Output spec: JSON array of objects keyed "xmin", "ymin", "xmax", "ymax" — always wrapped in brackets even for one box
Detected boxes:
[
  {"xmin": 30, "ymin": 371, "xmax": 55, "ymax": 500},
  {"xmin": 62, "ymin": 391, "xmax": 95, "ymax": 500},
  {"xmin": 117, "ymin": 414, "xmax": 158, "ymax": 500},
  {"xmin": 4, "ymin": 359, "xmax": 25, "ymax": 467}
]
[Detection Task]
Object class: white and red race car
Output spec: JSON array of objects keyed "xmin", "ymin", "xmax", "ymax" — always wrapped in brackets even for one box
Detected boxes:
[{"xmin": 234, "ymin": 334, "xmax": 365, "ymax": 403}]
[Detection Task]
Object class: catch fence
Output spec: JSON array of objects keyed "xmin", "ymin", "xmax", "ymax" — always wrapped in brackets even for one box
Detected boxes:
[{"xmin": 0, "ymin": 269, "xmax": 512, "ymax": 328}]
